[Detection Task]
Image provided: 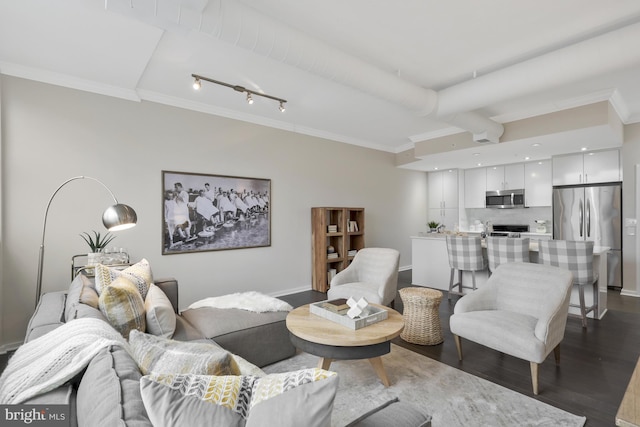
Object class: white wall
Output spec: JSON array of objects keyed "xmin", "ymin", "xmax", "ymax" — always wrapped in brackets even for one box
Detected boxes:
[
  {"xmin": 0, "ymin": 76, "xmax": 428, "ymax": 348},
  {"xmin": 622, "ymin": 123, "xmax": 640, "ymax": 297}
]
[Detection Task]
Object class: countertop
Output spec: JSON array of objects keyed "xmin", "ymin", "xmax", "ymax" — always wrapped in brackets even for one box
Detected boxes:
[{"xmin": 410, "ymin": 234, "xmax": 610, "ymax": 254}]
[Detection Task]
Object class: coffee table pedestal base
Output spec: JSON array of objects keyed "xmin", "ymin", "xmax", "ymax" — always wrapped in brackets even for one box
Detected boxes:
[{"xmin": 290, "ymin": 334, "xmax": 392, "ymax": 387}]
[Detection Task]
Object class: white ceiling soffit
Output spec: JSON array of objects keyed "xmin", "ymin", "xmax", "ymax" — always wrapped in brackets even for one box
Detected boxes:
[{"xmin": 105, "ymin": 0, "xmax": 505, "ymax": 141}]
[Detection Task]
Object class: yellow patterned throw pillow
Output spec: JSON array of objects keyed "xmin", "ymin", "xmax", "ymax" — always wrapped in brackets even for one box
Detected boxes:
[
  {"xmin": 128, "ymin": 330, "xmax": 241, "ymax": 376},
  {"xmin": 145, "ymin": 369, "xmax": 336, "ymax": 419},
  {"xmin": 95, "ymin": 258, "xmax": 153, "ymax": 299},
  {"xmin": 98, "ymin": 276, "xmax": 146, "ymax": 339}
]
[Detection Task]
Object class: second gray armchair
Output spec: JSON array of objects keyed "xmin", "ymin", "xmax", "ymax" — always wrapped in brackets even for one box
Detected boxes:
[
  {"xmin": 449, "ymin": 262, "xmax": 573, "ymax": 395},
  {"xmin": 327, "ymin": 247, "xmax": 400, "ymax": 307}
]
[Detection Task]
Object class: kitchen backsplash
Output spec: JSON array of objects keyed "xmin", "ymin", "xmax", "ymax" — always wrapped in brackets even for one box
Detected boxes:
[{"xmin": 461, "ymin": 207, "xmax": 552, "ymax": 233}]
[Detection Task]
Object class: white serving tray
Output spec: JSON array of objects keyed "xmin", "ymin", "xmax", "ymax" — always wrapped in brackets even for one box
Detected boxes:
[{"xmin": 309, "ymin": 300, "xmax": 388, "ymax": 330}]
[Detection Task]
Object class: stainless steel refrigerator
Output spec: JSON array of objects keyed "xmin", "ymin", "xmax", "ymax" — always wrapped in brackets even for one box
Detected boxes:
[{"xmin": 552, "ymin": 183, "xmax": 622, "ymax": 288}]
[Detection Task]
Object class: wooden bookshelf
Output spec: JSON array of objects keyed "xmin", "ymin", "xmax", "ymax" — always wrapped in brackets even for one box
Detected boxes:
[{"xmin": 311, "ymin": 207, "xmax": 365, "ymax": 292}]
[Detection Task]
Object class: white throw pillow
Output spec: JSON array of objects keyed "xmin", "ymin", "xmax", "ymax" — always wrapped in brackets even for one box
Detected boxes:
[{"xmin": 144, "ymin": 284, "xmax": 177, "ymax": 339}]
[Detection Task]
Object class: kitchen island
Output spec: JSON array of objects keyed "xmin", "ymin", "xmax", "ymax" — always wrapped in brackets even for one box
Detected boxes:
[{"xmin": 411, "ymin": 234, "xmax": 609, "ymax": 319}]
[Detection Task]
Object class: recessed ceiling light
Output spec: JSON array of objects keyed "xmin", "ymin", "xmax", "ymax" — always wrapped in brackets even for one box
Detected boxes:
[
  {"xmin": 473, "ymin": 153, "xmax": 480, "ymax": 156},
  {"xmin": 581, "ymin": 147, "xmax": 587, "ymax": 151},
  {"xmin": 477, "ymin": 163, "xmax": 482, "ymax": 166},
  {"xmin": 532, "ymin": 143, "xmax": 541, "ymax": 147},
  {"xmin": 434, "ymin": 167, "xmax": 439, "ymax": 170},
  {"xmin": 525, "ymin": 156, "xmax": 530, "ymax": 160}
]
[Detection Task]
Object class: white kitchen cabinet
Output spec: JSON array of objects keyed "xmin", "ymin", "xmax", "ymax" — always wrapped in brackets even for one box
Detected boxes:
[
  {"xmin": 486, "ymin": 164, "xmax": 524, "ymax": 190},
  {"xmin": 428, "ymin": 169, "xmax": 458, "ymax": 209},
  {"xmin": 427, "ymin": 169, "xmax": 459, "ymax": 231},
  {"xmin": 464, "ymin": 167, "xmax": 486, "ymax": 208},
  {"xmin": 552, "ymin": 149, "xmax": 620, "ymax": 185},
  {"xmin": 583, "ymin": 150, "xmax": 621, "ymax": 183},
  {"xmin": 524, "ymin": 160, "xmax": 552, "ymax": 206}
]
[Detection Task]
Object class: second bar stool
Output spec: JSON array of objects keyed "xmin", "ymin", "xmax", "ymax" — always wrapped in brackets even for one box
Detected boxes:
[
  {"xmin": 486, "ymin": 237, "xmax": 530, "ymax": 277},
  {"xmin": 446, "ymin": 236, "xmax": 486, "ymax": 300}
]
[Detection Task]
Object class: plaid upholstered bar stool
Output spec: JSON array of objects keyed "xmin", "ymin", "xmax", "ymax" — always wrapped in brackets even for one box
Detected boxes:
[
  {"xmin": 486, "ymin": 237, "xmax": 530, "ymax": 277},
  {"xmin": 446, "ymin": 236, "xmax": 486, "ymax": 300},
  {"xmin": 538, "ymin": 240, "xmax": 598, "ymax": 328}
]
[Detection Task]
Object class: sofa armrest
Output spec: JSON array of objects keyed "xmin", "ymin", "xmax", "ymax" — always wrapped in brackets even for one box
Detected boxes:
[
  {"xmin": 154, "ymin": 278, "xmax": 179, "ymax": 313},
  {"xmin": 453, "ymin": 283, "xmax": 498, "ymax": 314}
]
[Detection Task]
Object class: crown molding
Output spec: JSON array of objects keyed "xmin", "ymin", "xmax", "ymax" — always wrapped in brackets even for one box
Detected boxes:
[{"xmin": 0, "ymin": 62, "xmax": 141, "ymax": 102}]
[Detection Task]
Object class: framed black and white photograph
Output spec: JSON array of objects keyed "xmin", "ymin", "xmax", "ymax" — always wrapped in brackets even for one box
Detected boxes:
[{"xmin": 162, "ymin": 170, "xmax": 271, "ymax": 255}]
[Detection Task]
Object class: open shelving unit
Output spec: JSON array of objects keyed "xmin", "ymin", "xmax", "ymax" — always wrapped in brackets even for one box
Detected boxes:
[{"xmin": 311, "ymin": 207, "xmax": 365, "ymax": 292}]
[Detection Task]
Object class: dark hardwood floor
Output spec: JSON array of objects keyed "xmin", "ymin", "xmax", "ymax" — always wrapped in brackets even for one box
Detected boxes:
[
  {"xmin": 278, "ymin": 270, "xmax": 640, "ymax": 427},
  {"xmin": 1, "ymin": 270, "xmax": 637, "ymax": 426}
]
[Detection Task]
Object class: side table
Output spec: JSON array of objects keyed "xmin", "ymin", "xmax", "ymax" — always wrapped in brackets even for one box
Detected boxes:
[{"xmin": 399, "ymin": 287, "xmax": 444, "ymax": 345}]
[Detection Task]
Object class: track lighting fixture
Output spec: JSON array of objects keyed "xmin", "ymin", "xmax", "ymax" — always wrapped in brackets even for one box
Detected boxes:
[{"xmin": 191, "ymin": 74, "xmax": 287, "ymax": 112}]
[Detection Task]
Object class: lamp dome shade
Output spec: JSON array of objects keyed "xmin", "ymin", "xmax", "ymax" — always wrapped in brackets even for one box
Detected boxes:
[{"xmin": 102, "ymin": 203, "xmax": 137, "ymax": 231}]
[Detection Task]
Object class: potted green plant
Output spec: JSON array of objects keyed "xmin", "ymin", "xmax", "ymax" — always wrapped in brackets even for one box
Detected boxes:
[
  {"xmin": 81, "ymin": 231, "xmax": 116, "ymax": 265},
  {"xmin": 427, "ymin": 221, "xmax": 440, "ymax": 233}
]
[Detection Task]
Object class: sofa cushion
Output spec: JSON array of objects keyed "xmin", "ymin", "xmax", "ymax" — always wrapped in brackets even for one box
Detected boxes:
[
  {"xmin": 98, "ymin": 277, "xmax": 146, "ymax": 339},
  {"xmin": 128, "ymin": 330, "xmax": 240, "ymax": 376},
  {"xmin": 77, "ymin": 345, "xmax": 152, "ymax": 427},
  {"xmin": 140, "ymin": 369, "xmax": 338, "ymax": 427},
  {"xmin": 65, "ymin": 274, "xmax": 105, "ymax": 322},
  {"xmin": 95, "ymin": 258, "xmax": 153, "ymax": 299},
  {"xmin": 144, "ymin": 284, "xmax": 176, "ymax": 338},
  {"xmin": 181, "ymin": 307, "xmax": 295, "ymax": 367}
]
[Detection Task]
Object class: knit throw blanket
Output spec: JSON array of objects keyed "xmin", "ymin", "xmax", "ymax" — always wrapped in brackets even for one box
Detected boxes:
[
  {"xmin": 0, "ymin": 318, "xmax": 129, "ymax": 404},
  {"xmin": 186, "ymin": 291, "xmax": 293, "ymax": 313}
]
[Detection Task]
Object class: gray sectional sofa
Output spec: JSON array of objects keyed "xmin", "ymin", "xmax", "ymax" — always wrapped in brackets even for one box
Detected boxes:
[
  {"xmin": 20, "ymin": 274, "xmax": 297, "ymax": 426},
  {"xmin": 13, "ymin": 272, "xmax": 431, "ymax": 427}
]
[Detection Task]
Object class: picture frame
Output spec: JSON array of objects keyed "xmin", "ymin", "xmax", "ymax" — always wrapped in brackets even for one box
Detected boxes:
[{"xmin": 162, "ymin": 170, "xmax": 271, "ymax": 255}]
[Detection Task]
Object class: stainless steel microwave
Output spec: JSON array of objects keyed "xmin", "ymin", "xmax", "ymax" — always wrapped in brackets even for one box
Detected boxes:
[{"xmin": 485, "ymin": 189, "xmax": 525, "ymax": 209}]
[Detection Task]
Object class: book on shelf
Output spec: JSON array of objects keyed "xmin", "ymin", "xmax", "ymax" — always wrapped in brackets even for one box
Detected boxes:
[
  {"xmin": 327, "ymin": 252, "xmax": 339, "ymax": 259},
  {"xmin": 321, "ymin": 298, "xmax": 349, "ymax": 313},
  {"xmin": 327, "ymin": 224, "xmax": 338, "ymax": 233},
  {"xmin": 348, "ymin": 249, "xmax": 358, "ymax": 257},
  {"xmin": 348, "ymin": 220, "xmax": 359, "ymax": 232}
]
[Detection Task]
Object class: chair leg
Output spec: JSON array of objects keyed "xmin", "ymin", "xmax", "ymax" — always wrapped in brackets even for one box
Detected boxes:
[
  {"xmin": 453, "ymin": 335, "xmax": 463, "ymax": 361},
  {"xmin": 530, "ymin": 362, "xmax": 539, "ymax": 395},
  {"xmin": 448, "ymin": 268, "xmax": 455, "ymax": 300},
  {"xmin": 578, "ymin": 284, "xmax": 588, "ymax": 328},
  {"xmin": 553, "ymin": 344, "xmax": 561, "ymax": 365},
  {"xmin": 457, "ymin": 270, "xmax": 463, "ymax": 294},
  {"xmin": 471, "ymin": 271, "xmax": 477, "ymax": 291}
]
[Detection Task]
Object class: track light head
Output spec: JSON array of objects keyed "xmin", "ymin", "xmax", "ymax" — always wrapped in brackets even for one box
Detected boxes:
[
  {"xmin": 193, "ymin": 77, "xmax": 201, "ymax": 90},
  {"xmin": 246, "ymin": 93, "xmax": 253, "ymax": 104},
  {"xmin": 279, "ymin": 101, "xmax": 286, "ymax": 112}
]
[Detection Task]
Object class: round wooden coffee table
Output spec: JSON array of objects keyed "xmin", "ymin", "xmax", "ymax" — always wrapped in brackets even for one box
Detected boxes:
[{"xmin": 286, "ymin": 303, "xmax": 404, "ymax": 387}]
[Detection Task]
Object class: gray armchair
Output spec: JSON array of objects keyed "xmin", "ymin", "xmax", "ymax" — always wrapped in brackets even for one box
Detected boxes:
[
  {"xmin": 449, "ymin": 262, "xmax": 573, "ymax": 395},
  {"xmin": 327, "ymin": 248, "xmax": 400, "ymax": 307}
]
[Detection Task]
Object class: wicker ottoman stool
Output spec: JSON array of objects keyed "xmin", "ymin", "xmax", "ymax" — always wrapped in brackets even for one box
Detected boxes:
[{"xmin": 399, "ymin": 287, "xmax": 444, "ymax": 345}]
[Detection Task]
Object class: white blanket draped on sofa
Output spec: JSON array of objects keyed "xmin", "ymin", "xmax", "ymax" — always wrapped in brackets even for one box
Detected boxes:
[
  {"xmin": 186, "ymin": 291, "xmax": 293, "ymax": 313},
  {"xmin": 0, "ymin": 318, "xmax": 129, "ymax": 404}
]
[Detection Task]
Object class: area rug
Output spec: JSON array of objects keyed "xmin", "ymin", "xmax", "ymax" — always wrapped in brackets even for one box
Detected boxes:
[{"xmin": 263, "ymin": 344, "xmax": 586, "ymax": 427}]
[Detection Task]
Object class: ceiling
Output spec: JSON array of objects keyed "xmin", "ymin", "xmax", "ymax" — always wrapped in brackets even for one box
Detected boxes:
[{"xmin": 2, "ymin": 0, "xmax": 640, "ymax": 171}]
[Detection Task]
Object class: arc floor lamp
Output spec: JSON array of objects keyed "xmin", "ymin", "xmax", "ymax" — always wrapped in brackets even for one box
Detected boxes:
[{"xmin": 35, "ymin": 176, "xmax": 138, "ymax": 307}]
